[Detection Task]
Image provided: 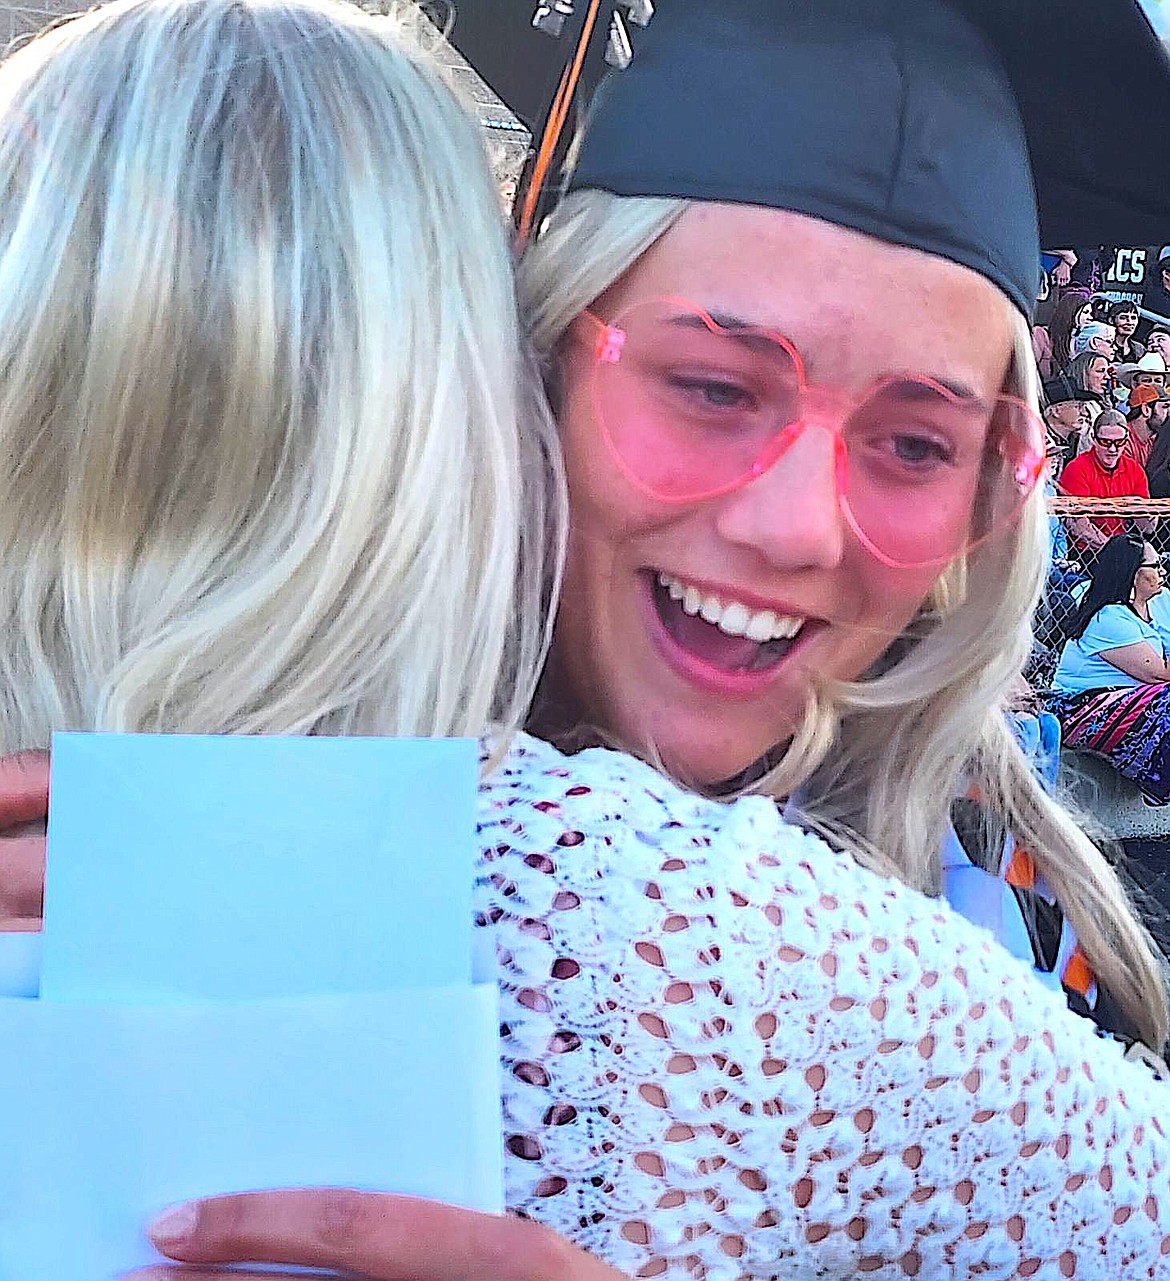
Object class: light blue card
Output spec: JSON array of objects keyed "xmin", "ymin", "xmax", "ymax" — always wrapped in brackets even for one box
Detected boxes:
[
  {"xmin": 0, "ymin": 932, "xmax": 39, "ymax": 998},
  {"xmin": 0, "ymin": 985, "xmax": 503, "ymax": 1280},
  {"xmin": 41, "ymin": 734, "xmax": 478, "ymax": 1002}
]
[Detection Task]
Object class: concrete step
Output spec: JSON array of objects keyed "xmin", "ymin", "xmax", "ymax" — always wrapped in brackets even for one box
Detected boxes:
[{"xmin": 1059, "ymin": 750, "xmax": 1170, "ymax": 839}]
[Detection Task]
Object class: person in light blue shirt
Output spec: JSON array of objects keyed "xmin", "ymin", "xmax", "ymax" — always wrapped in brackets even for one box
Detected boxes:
[
  {"xmin": 1054, "ymin": 602, "xmax": 1165, "ymax": 694},
  {"xmin": 1051, "ymin": 534, "xmax": 1170, "ymax": 802}
]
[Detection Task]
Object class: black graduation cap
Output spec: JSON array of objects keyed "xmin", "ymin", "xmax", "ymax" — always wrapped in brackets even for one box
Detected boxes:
[{"xmin": 450, "ymin": 0, "xmax": 1170, "ymax": 316}]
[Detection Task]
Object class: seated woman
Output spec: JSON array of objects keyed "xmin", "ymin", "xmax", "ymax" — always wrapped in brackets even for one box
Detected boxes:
[
  {"xmin": 1042, "ymin": 293, "xmax": 1093, "ymax": 376},
  {"xmin": 1051, "ymin": 534, "xmax": 1170, "ymax": 802},
  {"xmin": 1066, "ymin": 349, "xmax": 1110, "ymax": 445}
]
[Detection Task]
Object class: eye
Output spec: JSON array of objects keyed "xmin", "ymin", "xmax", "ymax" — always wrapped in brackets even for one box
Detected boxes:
[
  {"xmin": 886, "ymin": 432, "xmax": 956, "ymax": 468},
  {"xmin": 667, "ymin": 374, "xmax": 756, "ymax": 412}
]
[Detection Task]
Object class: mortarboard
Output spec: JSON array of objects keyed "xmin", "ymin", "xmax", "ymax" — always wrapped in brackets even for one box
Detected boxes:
[{"xmin": 450, "ymin": 0, "xmax": 1170, "ymax": 317}]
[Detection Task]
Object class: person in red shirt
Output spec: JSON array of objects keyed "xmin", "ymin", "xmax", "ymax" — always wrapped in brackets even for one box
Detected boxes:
[
  {"xmin": 1125, "ymin": 388, "xmax": 1159, "ymax": 468},
  {"xmin": 1061, "ymin": 415, "xmax": 1156, "ymax": 552}
]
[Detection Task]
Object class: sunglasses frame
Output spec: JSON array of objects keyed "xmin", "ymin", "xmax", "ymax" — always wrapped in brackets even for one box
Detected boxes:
[{"xmin": 578, "ymin": 298, "xmax": 1046, "ymax": 571}]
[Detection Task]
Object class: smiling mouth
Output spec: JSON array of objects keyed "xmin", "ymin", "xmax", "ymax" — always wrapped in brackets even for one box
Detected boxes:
[{"xmin": 650, "ymin": 571, "xmax": 808, "ymax": 673}]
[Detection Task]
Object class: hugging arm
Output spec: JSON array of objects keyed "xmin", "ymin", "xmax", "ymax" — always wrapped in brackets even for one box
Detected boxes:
[{"xmin": 481, "ymin": 739, "xmax": 1170, "ymax": 1279}]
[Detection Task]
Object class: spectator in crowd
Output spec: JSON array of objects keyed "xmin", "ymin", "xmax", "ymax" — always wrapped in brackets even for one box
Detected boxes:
[
  {"xmin": 1152, "ymin": 387, "xmax": 1170, "ymax": 433},
  {"xmin": 1146, "ymin": 399, "xmax": 1170, "ymax": 498},
  {"xmin": 1042, "ymin": 291, "xmax": 1093, "ymax": 375},
  {"xmin": 1051, "ymin": 535, "xmax": 1170, "ymax": 805},
  {"xmin": 1072, "ymin": 320, "xmax": 1116, "ymax": 361},
  {"xmin": 1033, "ymin": 319, "xmax": 1054, "ymax": 380},
  {"xmin": 1111, "ymin": 299, "xmax": 1146, "ymax": 364},
  {"xmin": 1090, "ymin": 293, "xmax": 1115, "ymax": 323},
  {"xmin": 1069, "ymin": 348, "xmax": 1112, "ymax": 399},
  {"xmin": 1060, "ymin": 413, "xmax": 1153, "ymax": 554},
  {"xmin": 1120, "ymin": 350, "xmax": 1169, "ymax": 393},
  {"xmin": 1142, "ymin": 245, "xmax": 1170, "ymax": 333},
  {"xmin": 1079, "ymin": 405, "xmax": 1126, "ymax": 458},
  {"xmin": 1147, "ymin": 326, "xmax": 1170, "ymax": 363},
  {"xmin": 1042, "ymin": 374, "xmax": 1096, "ymax": 474},
  {"xmin": 1067, "ymin": 347, "xmax": 1111, "ymax": 414},
  {"xmin": 1127, "ymin": 385, "xmax": 1159, "ymax": 469},
  {"xmin": 1049, "ymin": 248, "xmax": 1078, "ymax": 290},
  {"xmin": 1035, "ymin": 433, "xmax": 1087, "ymax": 657},
  {"xmin": 1066, "ymin": 350, "xmax": 1110, "ymax": 448}
]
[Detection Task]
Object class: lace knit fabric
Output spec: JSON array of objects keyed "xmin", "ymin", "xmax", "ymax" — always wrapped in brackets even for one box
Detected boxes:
[{"xmin": 476, "ymin": 733, "xmax": 1170, "ymax": 1280}]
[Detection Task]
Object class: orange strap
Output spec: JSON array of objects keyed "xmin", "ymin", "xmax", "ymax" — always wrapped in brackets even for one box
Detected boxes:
[
  {"xmin": 516, "ymin": 0, "xmax": 605, "ymax": 244},
  {"xmin": 1062, "ymin": 947, "xmax": 1095, "ymax": 1000},
  {"xmin": 1005, "ymin": 846, "xmax": 1036, "ymax": 890}
]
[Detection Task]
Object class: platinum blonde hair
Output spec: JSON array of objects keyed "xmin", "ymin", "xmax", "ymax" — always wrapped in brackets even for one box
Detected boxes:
[
  {"xmin": 519, "ymin": 189, "xmax": 1169, "ymax": 1050},
  {"xmin": 0, "ymin": 0, "xmax": 562, "ymax": 754}
]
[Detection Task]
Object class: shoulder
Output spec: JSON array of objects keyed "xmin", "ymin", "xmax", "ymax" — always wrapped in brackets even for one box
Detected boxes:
[
  {"xmin": 1059, "ymin": 452, "xmax": 1094, "ymax": 489},
  {"xmin": 1120, "ymin": 454, "xmax": 1150, "ymax": 488},
  {"xmin": 475, "ymin": 734, "xmax": 997, "ymax": 974},
  {"xmin": 1086, "ymin": 603, "xmax": 1151, "ymax": 646},
  {"xmin": 477, "ymin": 732, "xmax": 822, "ymax": 892}
]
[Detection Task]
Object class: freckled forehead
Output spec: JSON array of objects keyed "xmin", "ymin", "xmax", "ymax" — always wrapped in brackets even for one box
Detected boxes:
[{"xmin": 615, "ymin": 204, "xmax": 1016, "ymax": 397}]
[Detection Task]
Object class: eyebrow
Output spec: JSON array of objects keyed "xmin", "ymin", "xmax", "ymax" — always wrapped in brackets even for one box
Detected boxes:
[{"xmin": 663, "ymin": 310, "xmax": 978, "ymax": 399}]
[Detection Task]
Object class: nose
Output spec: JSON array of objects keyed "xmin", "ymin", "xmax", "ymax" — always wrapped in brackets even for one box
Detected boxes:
[{"xmin": 713, "ymin": 416, "xmax": 846, "ymax": 570}]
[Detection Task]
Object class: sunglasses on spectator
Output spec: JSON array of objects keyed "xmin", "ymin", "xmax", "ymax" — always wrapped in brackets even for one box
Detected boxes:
[
  {"xmin": 1093, "ymin": 436, "xmax": 1126, "ymax": 449},
  {"xmin": 578, "ymin": 297, "xmax": 1045, "ymax": 570}
]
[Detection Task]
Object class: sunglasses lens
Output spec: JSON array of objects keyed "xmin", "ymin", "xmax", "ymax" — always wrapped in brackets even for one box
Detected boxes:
[
  {"xmin": 590, "ymin": 299, "xmax": 1043, "ymax": 569},
  {"xmin": 591, "ymin": 298, "xmax": 803, "ymax": 498}
]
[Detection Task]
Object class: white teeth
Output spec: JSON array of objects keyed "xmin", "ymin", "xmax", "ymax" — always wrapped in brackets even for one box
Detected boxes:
[
  {"xmin": 745, "ymin": 610, "xmax": 777, "ymax": 643},
  {"xmin": 774, "ymin": 616, "xmax": 803, "ymax": 640},
  {"xmin": 655, "ymin": 573, "xmax": 806, "ymax": 644},
  {"xmin": 717, "ymin": 602, "xmax": 750, "ymax": 636}
]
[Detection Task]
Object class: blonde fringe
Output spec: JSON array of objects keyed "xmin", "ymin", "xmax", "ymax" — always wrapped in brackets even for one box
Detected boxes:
[{"xmin": 519, "ymin": 189, "xmax": 1169, "ymax": 1051}]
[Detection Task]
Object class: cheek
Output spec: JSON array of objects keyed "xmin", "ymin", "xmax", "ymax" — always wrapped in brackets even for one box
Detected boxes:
[
  {"xmin": 863, "ymin": 565, "xmax": 938, "ymax": 632},
  {"xmin": 558, "ymin": 358, "xmax": 684, "ymax": 553},
  {"xmin": 816, "ymin": 562, "xmax": 939, "ymax": 684}
]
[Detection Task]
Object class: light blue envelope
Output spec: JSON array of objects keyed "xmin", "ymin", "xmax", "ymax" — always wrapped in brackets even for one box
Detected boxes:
[
  {"xmin": 0, "ymin": 933, "xmax": 39, "ymax": 998},
  {"xmin": 41, "ymin": 734, "xmax": 478, "ymax": 1002},
  {"xmin": 0, "ymin": 985, "xmax": 503, "ymax": 1280}
]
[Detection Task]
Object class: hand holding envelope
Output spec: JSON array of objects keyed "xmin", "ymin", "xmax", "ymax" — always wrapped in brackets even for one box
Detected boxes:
[
  {"xmin": 0, "ymin": 733, "xmax": 504, "ymax": 1281},
  {"xmin": 123, "ymin": 1188, "xmax": 627, "ymax": 1281}
]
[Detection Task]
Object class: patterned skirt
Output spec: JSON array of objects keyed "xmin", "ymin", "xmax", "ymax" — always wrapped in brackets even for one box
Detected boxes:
[{"xmin": 1047, "ymin": 684, "xmax": 1170, "ymax": 804}]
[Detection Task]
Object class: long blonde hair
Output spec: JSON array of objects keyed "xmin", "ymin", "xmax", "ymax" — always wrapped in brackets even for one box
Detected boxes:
[
  {"xmin": 519, "ymin": 189, "xmax": 1169, "ymax": 1050},
  {"xmin": 0, "ymin": 0, "xmax": 561, "ymax": 749}
]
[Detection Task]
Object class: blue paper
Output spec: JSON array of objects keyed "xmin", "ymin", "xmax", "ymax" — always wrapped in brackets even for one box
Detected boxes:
[
  {"xmin": 0, "ymin": 985, "xmax": 503, "ymax": 1280},
  {"xmin": 0, "ymin": 932, "xmax": 39, "ymax": 998},
  {"xmin": 41, "ymin": 734, "xmax": 478, "ymax": 1001}
]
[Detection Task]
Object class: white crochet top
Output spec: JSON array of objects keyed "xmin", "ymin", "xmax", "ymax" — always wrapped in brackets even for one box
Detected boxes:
[{"xmin": 476, "ymin": 733, "xmax": 1170, "ymax": 1280}]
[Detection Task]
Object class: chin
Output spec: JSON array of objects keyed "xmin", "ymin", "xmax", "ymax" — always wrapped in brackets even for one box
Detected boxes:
[{"xmin": 634, "ymin": 722, "xmax": 785, "ymax": 792}]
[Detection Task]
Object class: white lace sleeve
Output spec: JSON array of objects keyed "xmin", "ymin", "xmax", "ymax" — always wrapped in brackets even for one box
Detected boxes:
[{"xmin": 476, "ymin": 734, "xmax": 1170, "ymax": 1281}]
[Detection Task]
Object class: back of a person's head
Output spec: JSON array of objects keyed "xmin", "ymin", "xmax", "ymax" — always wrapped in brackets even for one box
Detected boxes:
[{"xmin": 0, "ymin": 0, "xmax": 559, "ymax": 749}]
